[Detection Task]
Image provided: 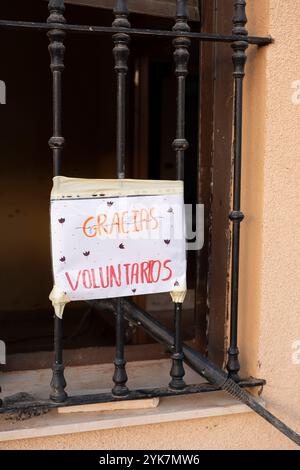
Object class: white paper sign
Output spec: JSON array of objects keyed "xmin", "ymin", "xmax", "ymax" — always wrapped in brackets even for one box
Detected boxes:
[{"xmin": 50, "ymin": 177, "xmax": 186, "ymax": 301}]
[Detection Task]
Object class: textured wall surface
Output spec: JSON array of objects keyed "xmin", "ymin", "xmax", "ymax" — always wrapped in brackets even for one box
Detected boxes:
[
  {"xmin": 239, "ymin": 0, "xmax": 300, "ymax": 446},
  {"xmin": 0, "ymin": 412, "xmax": 298, "ymax": 450},
  {"xmin": 1, "ymin": 0, "xmax": 300, "ymax": 450}
]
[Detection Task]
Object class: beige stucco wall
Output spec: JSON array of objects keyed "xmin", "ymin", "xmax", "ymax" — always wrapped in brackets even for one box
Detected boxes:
[
  {"xmin": 1, "ymin": 0, "xmax": 300, "ymax": 449},
  {"xmin": 238, "ymin": 0, "xmax": 300, "ymax": 445}
]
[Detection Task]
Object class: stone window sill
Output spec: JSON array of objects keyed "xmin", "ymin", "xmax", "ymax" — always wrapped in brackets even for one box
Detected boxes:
[{"xmin": 0, "ymin": 359, "xmax": 260, "ymax": 442}]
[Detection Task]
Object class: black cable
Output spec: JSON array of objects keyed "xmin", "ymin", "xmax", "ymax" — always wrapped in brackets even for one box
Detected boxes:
[{"xmin": 223, "ymin": 378, "xmax": 300, "ymax": 447}]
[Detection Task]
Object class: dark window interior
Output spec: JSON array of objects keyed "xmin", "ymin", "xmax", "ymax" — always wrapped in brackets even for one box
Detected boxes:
[{"xmin": 0, "ymin": 0, "xmax": 233, "ymax": 371}]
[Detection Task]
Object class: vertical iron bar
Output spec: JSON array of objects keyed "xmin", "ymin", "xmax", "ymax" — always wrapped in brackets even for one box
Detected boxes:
[
  {"xmin": 169, "ymin": 303, "xmax": 185, "ymax": 389},
  {"xmin": 169, "ymin": 0, "xmax": 190, "ymax": 390},
  {"xmin": 48, "ymin": 0, "xmax": 67, "ymax": 402},
  {"xmin": 112, "ymin": 0, "xmax": 130, "ymax": 397},
  {"xmin": 226, "ymin": 0, "xmax": 248, "ymax": 381}
]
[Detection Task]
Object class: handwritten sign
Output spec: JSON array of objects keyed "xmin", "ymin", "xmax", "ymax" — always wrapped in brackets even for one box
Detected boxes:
[{"xmin": 50, "ymin": 177, "xmax": 186, "ymax": 301}]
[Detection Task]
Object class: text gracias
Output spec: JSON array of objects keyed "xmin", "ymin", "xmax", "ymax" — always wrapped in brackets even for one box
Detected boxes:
[{"xmin": 64, "ymin": 206, "xmax": 174, "ymax": 292}]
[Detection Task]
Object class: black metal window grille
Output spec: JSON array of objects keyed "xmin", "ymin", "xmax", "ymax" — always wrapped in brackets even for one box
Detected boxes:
[{"xmin": 2, "ymin": 0, "xmax": 300, "ymax": 448}]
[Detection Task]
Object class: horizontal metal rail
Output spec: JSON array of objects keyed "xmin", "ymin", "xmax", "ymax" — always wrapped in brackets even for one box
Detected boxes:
[
  {"xmin": 0, "ymin": 379, "xmax": 264, "ymax": 414},
  {"xmin": 0, "ymin": 20, "xmax": 272, "ymax": 45}
]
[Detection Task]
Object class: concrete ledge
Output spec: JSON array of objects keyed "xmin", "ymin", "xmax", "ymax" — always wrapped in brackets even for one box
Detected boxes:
[{"xmin": 0, "ymin": 360, "xmax": 260, "ymax": 442}]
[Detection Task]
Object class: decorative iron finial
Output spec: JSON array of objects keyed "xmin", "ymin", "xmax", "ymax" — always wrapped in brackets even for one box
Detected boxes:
[
  {"xmin": 112, "ymin": 1, "xmax": 130, "ymax": 179},
  {"xmin": 232, "ymin": 0, "xmax": 248, "ymax": 36},
  {"xmin": 231, "ymin": 1, "xmax": 248, "ymax": 78},
  {"xmin": 113, "ymin": 0, "xmax": 130, "ymax": 28},
  {"xmin": 47, "ymin": 1, "xmax": 66, "ymax": 161},
  {"xmin": 173, "ymin": 0, "xmax": 190, "ymax": 33},
  {"xmin": 172, "ymin": 1, "xmax": 190, "ymax": 173},
  {"xmin": 47, "ymin": 0, "xmax": 66, "ymax": 24}
]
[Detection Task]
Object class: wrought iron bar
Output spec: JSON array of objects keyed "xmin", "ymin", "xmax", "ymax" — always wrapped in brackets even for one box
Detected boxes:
[
  {"xmin": 0, "ymin": 385, "xmax": 219, "ymax": 414},
  {"xmin": 111, "ymin": 0, "xmax": 130, "ymax": 397},
  {"xmin": 0, "ymin": 19, "xmax": 272, "ymax": 45},
  {"xmin": 226, "ymin": 0, "xmax": 248, "ymax": 381},
  {"xmin": 168, "ymin": 0, "xmax": 190, "ymax": 391},
  {"xmin": 169, "ymin": 303, "xmax": 186, "ymax": 389},
  {"xmin": 48, "ymin": 0, "xmax": 67, "ymax": 403}
]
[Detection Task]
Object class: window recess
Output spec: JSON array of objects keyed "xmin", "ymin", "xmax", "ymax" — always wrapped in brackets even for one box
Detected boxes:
[{"xmin": 2, "ymin": 0, "xmax": 298, "ymax": 449}]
